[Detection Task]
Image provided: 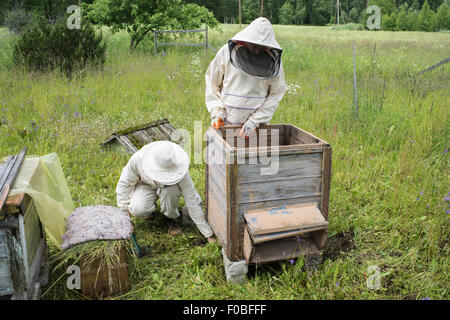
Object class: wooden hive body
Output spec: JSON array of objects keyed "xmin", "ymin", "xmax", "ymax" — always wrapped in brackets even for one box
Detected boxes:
[
  {"xmin": 205, "ymin": 124, "xmax": 331, "ymax": 263},
  {"xmin": 0, "ymin": 193, "xmax": 49, "ymax": 300}
]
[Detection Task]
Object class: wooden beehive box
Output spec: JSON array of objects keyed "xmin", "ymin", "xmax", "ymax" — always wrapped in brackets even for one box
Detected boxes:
[
  {"xmin": 0, "ymin": 192, "xmax": 49, "ymax": 300},
  {"xmin": 80, "ymin": 246, "xmax": 130, "ymax": 299},
  {"xmin": 205, "ymin": 124, "xmax": 331, "ymax": 264}
]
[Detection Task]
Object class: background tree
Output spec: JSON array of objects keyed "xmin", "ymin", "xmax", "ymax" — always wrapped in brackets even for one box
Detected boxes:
[
  {"xmin": 396, "ymin": 8, "xmax": 409, "ymax": 30},
  {"xmin": 436, "ymin": 1, "xmax": 450, "ymax": 30},
  {"xmin": 279, "ymin": 1, "xmax": 295, "ymax": 25},
  {"xmin": 85, "ymin": 0, "xmax": 218, "ymax": 49},
  {"xmin": 418, "ymin": 0, "xmax": 437, "ymax": 31},
  {"xmin": 349, "ymin": 7, "xmax": 360, "ymax": 23}
]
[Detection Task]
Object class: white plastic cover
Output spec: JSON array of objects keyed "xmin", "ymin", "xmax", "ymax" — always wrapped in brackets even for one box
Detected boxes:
[{"xmin": 8, "ymin": 153, "xmax": 74, "ymax": 249}]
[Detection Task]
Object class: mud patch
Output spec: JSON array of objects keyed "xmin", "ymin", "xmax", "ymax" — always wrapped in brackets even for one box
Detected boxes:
[{"xmin": 323, "ymin": 229, "xmax": 355, "ymax": 260}]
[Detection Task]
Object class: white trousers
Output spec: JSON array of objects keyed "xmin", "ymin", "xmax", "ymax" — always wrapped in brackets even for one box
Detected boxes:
[{"xmin": 129, "ymin": 183, "xmax": 202, "ymax": 219}]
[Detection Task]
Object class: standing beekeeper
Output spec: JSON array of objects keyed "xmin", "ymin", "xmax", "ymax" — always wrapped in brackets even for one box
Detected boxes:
[
  {"xmin": 116, "ymin": 140, "xmax": 215, "ymax": 242},
  {"xmin": 205, "ymin": 17, "xmax": 287, "ymax": 137}
]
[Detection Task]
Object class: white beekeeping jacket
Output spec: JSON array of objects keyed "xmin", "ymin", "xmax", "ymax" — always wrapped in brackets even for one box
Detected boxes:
[
  {"xmin": 115, "ymin": 145, "xmax": 213, "ymax": 237},
  {"xmin": 205, "ymin": 17, "xmax": 287, "ymax": 125}
]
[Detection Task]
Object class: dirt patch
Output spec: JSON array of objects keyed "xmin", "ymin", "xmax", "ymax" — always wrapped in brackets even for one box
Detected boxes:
[{"xmin": 323, "ymin": 229, "xmax": 356, "ymax": 260}]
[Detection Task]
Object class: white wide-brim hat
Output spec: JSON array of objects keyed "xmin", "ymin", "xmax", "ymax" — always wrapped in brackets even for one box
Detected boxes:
[{"xmin": 141, "ymin": 141, "xmax": 189, "ymax": 185}]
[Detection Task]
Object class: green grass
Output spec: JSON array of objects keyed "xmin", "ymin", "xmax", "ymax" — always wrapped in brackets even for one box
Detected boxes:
[{"xmin": 0, "ymin": 24, "xmax": 449, "ymax": 300}]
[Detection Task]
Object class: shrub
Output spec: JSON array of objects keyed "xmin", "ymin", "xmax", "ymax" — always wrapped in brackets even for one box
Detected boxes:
[
  {"xmin": 382, "ymin": 13, "xmax": 397, "ymax": 31},
  {"xmin": 12, "ymin": 18, "xmax": 106, "ymax": 76},
  {"xmin": 332, "ymin": 23, "xmax": 364, "ymax": 31},
  {"xmin": 349, "ymin": 8, "xmax": 360, "ymax": 23}
]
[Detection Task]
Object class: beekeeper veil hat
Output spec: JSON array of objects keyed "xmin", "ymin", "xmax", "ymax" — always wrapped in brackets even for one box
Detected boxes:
[
  {"xmin": 228, "ymin": 17, "xmax": 282, "ymax": 79},
  {"xmin": 141, "ymin": 141, "xmax": 189, "ymax": 185}
]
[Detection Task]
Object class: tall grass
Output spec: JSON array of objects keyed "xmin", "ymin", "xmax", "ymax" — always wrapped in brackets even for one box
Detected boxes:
[{"xmin": 0, "ymin": 24, "xmax": 448, "ymax": 300}]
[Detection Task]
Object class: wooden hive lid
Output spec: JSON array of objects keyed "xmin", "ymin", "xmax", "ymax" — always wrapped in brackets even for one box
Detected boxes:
[{"xmin": 244, "ymin": 202, "xmax": 328, "ymax": 237}]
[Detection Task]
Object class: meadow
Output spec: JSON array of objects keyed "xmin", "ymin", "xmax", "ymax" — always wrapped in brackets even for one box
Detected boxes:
[{"xmin": 0, "ymin": 24, "xmax": 448, "ymax": 300}]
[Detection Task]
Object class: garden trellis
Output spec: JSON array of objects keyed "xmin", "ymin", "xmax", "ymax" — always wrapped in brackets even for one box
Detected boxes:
[{"xmin": 153, "ymin": 27, "xmax": 216, "ymax": 55}]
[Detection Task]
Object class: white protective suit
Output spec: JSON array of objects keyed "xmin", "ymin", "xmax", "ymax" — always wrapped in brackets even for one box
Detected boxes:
[
  {"xmin": 205, "ymin": 17, "xmax": 287, "ymax": 128},
  {"xmin": 116, "ymin": 145, "xmax": 213, "ymax": 238}
]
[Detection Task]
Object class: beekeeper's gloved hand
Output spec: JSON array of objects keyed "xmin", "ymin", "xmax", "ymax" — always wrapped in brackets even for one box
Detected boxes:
[
  {"xmin": 239, "ymin": 119, "xmax": 257, "ymax": 138},
  {"xmin": 211, "ymin": 117, "xmax": 224, "ymax": 129}
]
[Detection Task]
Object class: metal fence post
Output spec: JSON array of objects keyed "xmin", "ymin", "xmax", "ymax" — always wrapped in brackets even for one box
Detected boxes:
[
  {"xmin": 154, "ymin": 31, "xmax": 158, "ymax": 55},
  {"xmin": 353, "ymin": 40, "xmax": 358, "ymax": 117},
  {"xmin": 205, "ymin": 27, "xmax": 208, "ymax": 54}
]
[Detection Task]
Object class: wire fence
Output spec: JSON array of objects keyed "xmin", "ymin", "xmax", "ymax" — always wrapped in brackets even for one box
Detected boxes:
[{"xmin": 153, "ymin": 27, "xmax": 216, "ymax": 55}]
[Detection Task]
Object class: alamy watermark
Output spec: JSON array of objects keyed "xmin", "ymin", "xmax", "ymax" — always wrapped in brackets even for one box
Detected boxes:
[
  {"xmin": 173, "ymin": 121, "xmax": 280, "ymax": 176},
  {"xmin": 366, "ymin": 265, "xmax": 381, "ymax": 290},
  {"xmin": 67, "ymin": 5, "xmax": 81, "ymax": 30},
  {"xmin": 66, "ymin": 264, "xmax": 81, "ymax": 290},
  {"xmin": 366, "ymin": 5, "xmax": 381, "ymax": 30}
]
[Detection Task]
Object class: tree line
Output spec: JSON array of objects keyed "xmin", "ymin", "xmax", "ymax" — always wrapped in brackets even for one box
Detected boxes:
[
  {"xmin": 190, "ymin": 0, "xmax": 449, "ymax": 31},
  {"xmin": 1, "ymin": 1, "xmax": 449, "ymax": 35}
]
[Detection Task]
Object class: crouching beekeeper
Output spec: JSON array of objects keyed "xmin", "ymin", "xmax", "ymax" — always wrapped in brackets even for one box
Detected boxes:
[
  {"xmin": 116, "ymin": 141, "xmax": 215, "ymax": 242},
  {"xmin": 205, "ymin": 17, "xmax": 287, "ymax": 137}
]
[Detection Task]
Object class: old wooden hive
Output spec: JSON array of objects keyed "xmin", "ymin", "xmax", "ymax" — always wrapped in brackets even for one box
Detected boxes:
[
  {"xmin": 205, "ymin": 124, "xmax": 332, "ymax": 264},
  {"xmin": 0, "ymin": 158, "xmax": 49, "ymax": 300}
]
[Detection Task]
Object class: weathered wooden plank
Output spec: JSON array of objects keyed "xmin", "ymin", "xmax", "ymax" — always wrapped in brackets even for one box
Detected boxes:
[
  {"xmin": 313, "ymin": 145, "xmax": 332, "ymax": 250},
  {"xmin": 238, "ymin": 152, "xmax": 322, "ymax": 184},
  {"xmin": 239, "ymin": 195, "xmax": 321, "ymax": 216},
  {"xmin": 288, "ymin": 124, "xmax": 328, "ymax": 145},
  {"xmin": 320, "ymin": 145, "xmax": 332, "ymax": 220},
  {"xmin": 227, "ymin": 161, "xmax": 242, "ymax": 261},
  {"xmin": 220, "ymin": 127, "xmax": 286, "ymax": 148},
  {"xmin": 208, "ymin": 164, "xmax": 226, "ymax": 196},
  {"xmin": 205, "ymin": 130, "xmax": 231, "ymax": 165},
  {"xmin": 289, "ymin": 136, "xmax": 303, "ymax": 145},
  {"xmin": 26, "ymin": 237, "xmax": 46, "ymax": 295},
  {"xmin": 0, "ymin": 228, "xmax": 14, "ymax": 297},
  {"xmin": 250, "ymin": 237, "xmax": 319, "ymax": 264},
  {"xmin": 233, "ymin": 145, "xmax": 325, "ymax": 159},
  {"xmin": 160, "ymin": 123, "xmax": 184, "ymax": 142},
  {"xmin": 204, "ymin": 163, "xmax": 209, "ymax": 219},
  {"xmin": 207, "ymin": 178, "xmax": 227, "ymax": 216},
  {"xmin": 117, "ymin": 136, "xmax": 138, "ymax": 154},
  {"xmin": 243, "ymin": 227, "xmax": 253, "ymax": 262},
  {"xmin": 0, "ymin": 216, "xmax": 19, "ymax": 229},
  {"xmin": 1, "ymin": 147, "xmax": 27, "ymax": 211},
  {"xmin": 206, "ymin": 128, "xmax": 235, "ymax": 159},
  {"xmin": 23, "ymin": 199, "xmax": 41, "ymax": 266},
  {"xmin": 244, "ymin": 203, "xmax": 328, "ymax": 236},
  {"xmin": 17, "ymin": 214, "xmax": 30, "ymax": 289},
  {"xmin": 138, "ymin": 129, "xmax": 155, "ymax": 143},
  {"xmin": 130, "ymin": 131, "xmax": 149, "ymax": 147},
  {"xmin": 4, "ymin": 193, "xmax": 25, "ymax": 207},
  {"xmin": 288, "ymin": 125, "xmax": 319, "ymax": 144},
  {"xmin": 207, "ymin": 188, "xmax": 227, "ymax": 248},
  {"xmin": 3, "ymin": 226, "xmax": 27, "ymax": 299},
  {"xmin": 250, "ymin": 225, "xmax": 327, "ymax": 244},
  {"xmin": 238, "ymin": 176, "xmax": 322, "ymax": 204}
]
